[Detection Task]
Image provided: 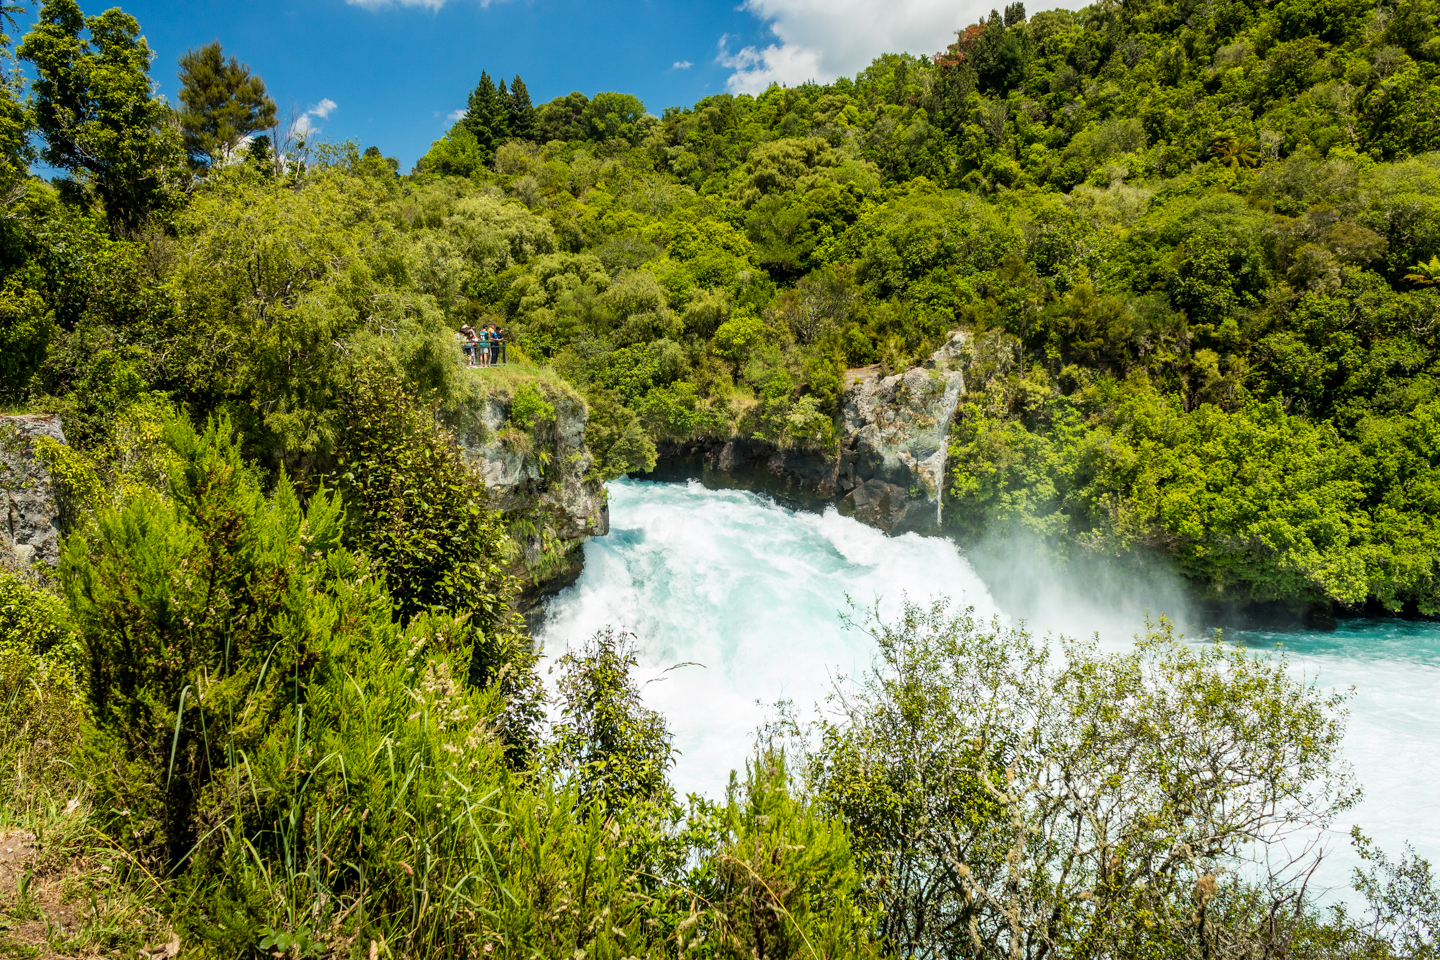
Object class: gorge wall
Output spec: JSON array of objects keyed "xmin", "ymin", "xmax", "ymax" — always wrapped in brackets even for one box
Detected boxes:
[
  {"xmin": 0, "ymin": 414, "xmax": 66, "ymax": 575},
  {"xmin": 644, "ymin": 332, "xmax": 972, "ymax": 537},
  {"xmin": 456, "ymin": 378, "xmax": 609, "ymax": 607}
]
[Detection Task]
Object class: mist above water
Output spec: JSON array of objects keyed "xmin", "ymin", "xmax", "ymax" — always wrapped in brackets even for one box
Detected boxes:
[
  {"xmin": 536, "ymin": 478, "xmax": 1003, "ymax": 797},
  {"xmin": 535, "ymin": 478, "xmax": 1439, "ymax": 898}
]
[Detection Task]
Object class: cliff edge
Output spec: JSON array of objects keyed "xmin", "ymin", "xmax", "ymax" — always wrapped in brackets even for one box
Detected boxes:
[{"xmin": 455, "ymin": 371, "xmax": 608, "ymax": 605}]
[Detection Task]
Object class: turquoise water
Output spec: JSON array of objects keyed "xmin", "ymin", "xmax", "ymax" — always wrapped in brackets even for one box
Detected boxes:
[
  {"xmin": 1230, "ymin": 621, "xmax": 1440, "ymax": 894},
  {"xmin": 536, "ymin": 478, "xmax": 1440, "ymax": 897}
]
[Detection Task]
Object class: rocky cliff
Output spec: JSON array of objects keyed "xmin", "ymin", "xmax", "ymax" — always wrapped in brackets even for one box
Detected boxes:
[
  {"xmin": 840, "ymin": 335, "xmax": 966, "ymax": 533},
  {"xmin": 648, "ymin": 331, "xmax": 972, "ymax": 535},
  {"xmin": 1, "ymin": 414, "xmax": 67, "ymax": 573},
  {"xmin": 456, "ymin": 376, "xmax": 608, "ymax": 605}
]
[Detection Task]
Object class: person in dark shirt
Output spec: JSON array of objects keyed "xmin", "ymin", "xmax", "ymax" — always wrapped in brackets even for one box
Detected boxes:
[{"xmin": 488, "ymin": 324, "xmax": 503, "ymax": 366}]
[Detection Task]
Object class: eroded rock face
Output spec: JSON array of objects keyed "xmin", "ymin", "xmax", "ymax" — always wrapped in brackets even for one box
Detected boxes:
[
  {"xmin": 841, "ymin": 358, "xmax": 965, "ymax": 533},
  {"xmin": 1, "ymin": 415, "xmax": 66, "ymax": 571},
  {"xmin": 834, "ymin": 331, "xmax": 968, "ymax": 533},
  {"xmin": 458, "ymin": 391, "xmax": 608, "ymax": 603},
  {"xmin": 644, "ymin": 332, "xmax": 973, "ymax": 537}
]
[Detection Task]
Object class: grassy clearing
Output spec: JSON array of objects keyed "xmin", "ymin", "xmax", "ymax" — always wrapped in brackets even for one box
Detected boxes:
[{"xmin": 467, "ymin": 351, "xmax": 582, "ymax": 405}]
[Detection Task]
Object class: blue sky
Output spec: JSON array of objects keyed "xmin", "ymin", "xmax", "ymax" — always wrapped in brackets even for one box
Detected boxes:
[{"xmin": 18, "ymin": 0, "xmax": 1042, "ymax": 169}]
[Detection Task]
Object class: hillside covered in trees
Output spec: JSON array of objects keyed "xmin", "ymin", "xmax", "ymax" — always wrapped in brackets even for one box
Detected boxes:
[
  {"xmin": 3, "ymin": 0, "xmax": 1440, "ymax": 956},
  {"xmin": 6, "ymin": 0, "xmax": 1440, "ymax": 613}
]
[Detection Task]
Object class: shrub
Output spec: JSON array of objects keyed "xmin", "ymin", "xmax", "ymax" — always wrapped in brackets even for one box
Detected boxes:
[
  {"xmin": 806, "ymin": 599, "xmax": 1357, "ymax": 960},
  {"xmin": 583, "ymin": 387, "xmax": 658, "ymax": 480},
  {"xmin": 336, "ymin": 370, "xmax": 542, "ymax": 763},
  {"xmin": 550, "ymin": 627, "xmax": 674, "ymax": 811},
  {"xmin": 507, "ymin": 380, "xmax": 556, "ymax": 430},
  {"xmin": 0, "ymin": 570, "xmax": 82, "ymax": 804},
  {"xmin": 687, "ymin": 754, "xmax": 879, "ymax": 959}
]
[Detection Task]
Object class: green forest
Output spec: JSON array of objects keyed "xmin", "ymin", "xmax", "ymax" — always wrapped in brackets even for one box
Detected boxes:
[{"xmin": 2, "ymin": 0, "xmax": 1440, "ymax": 956}]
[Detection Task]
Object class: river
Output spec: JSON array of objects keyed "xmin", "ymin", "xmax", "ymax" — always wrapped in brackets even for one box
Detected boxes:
[{"xmin": 535, "ymin": 477, "xmax": 1440, "ymax": 899}]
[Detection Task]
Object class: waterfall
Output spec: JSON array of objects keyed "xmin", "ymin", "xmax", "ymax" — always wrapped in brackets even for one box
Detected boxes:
[{"xmin": 537, "ymin": 478, "xmax": 1440, "ymax": 904}]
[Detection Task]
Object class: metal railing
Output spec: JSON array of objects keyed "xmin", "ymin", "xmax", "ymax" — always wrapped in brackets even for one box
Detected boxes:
[{"xmin": 459, "ymin": 339, "xmax": 507, "ymax": 367}]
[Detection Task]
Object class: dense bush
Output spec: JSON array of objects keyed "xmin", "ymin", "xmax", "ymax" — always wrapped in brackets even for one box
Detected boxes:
[
  {"xmin": 0, "ymin": 569, "xmax": 82, "ymax": 805},
  {"xmin": 803, "ymin": 599, "xmax": 1357, "ymax": 959},
  {"xmin": 3, "ymin": 0, "xmax": 1440, "ymax": 954}
]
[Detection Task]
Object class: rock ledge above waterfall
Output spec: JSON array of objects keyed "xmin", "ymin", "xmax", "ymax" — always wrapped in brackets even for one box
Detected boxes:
[
  {"xmin": 837, "ymin": 332, "xmax": 967, "ymax": 534},
  {"xmin": 644, "ymin": 331, "xmax": 972, "ymax": 536},
  {"xmin": 455, "ymin": 375, "xmax": 608, "ymax": 604}
]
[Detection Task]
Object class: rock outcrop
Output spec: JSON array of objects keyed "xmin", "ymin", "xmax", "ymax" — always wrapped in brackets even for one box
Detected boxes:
[
  {"xmin": 839, "ymin": 336, "xmax": 966, "ymax": 533},
  {"xmin": 646, "ymin": 331, "xmax": 972, "ymax": 535},
  {"xmin": 1, "ymin": 415, "xmax": 67, "ymax": 572},
  {"xmin": 457, "ymin": 384, "xmax": 608, "ymax": 605}
]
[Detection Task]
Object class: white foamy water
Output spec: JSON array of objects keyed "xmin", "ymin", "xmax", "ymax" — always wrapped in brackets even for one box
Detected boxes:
[
  {"xmin": 1231, "ymin": 623, "xmax": 1440, "ymax": 897},
  {"xmin": 536, "ymin": 478, "xmax": 1001, "ymax": 797},
  {"xmin": 536, "ymin": 478, "xmax": 1440, "ymax": 896}
]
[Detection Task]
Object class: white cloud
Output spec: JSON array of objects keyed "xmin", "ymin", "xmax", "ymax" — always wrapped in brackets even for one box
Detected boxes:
[
  {"xmin": 448, "ymin": 108, "xmax": 468, "ymax": 122},
  {"xmin": 291, "ymin": 98, "xmax": 338, "ymax": 138},
  {"xmin": 722, "ymin": 0, "xmax": 1043, "ymax": 94},
  {"xmin": 673, "ymin": 60, "xmax": 693, "ymax": 69},
  {"xmin": 718, "ymin": 33, "xmax": 822, "ymax": 93}
]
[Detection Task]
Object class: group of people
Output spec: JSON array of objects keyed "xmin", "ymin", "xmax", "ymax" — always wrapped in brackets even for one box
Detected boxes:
[{"xmin": 457, "ymin": 323, "xmax": 506, "ymax": 367}]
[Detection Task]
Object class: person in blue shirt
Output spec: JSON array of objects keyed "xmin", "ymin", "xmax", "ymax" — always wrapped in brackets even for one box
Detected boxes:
[{"xmin": 488, "ymin": 324, "xmax": 503, "ymax": 365}]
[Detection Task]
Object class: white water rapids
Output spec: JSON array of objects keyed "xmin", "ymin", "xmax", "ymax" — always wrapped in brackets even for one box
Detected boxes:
[{"xmin": 535, "ymin": 478, "xmax": 1440, "ymax": 898}]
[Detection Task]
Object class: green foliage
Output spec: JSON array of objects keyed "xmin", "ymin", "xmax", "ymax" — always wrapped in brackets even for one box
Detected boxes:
[
  {"xmin": 61, "ymin": 413, "xmax": 357, "ymax": 867},
  {"xmin": 583, "ymin": 91, "xmax": 648, "ymax": 143},
  {"xmin": 805, "ymin": 599, "xmax": 1356, "ymax": 959},
  {"xmin": 550, "ymin": 627, "xmax": 674, "ymax": 811},
  {"xmin": 0, "ymin": 281, "xmax": 55, "ymax": 403},
  {"xmin": 687, "ymin": 754, "xmax": 879, "ymax": 958},
  {"xmin": 464, "ymin": 70, "xmax": 509, "ymax": 160},
  {"xmin": 335, "ymin": 371, "xmax": 543, "ymax": 764},
  {"xmin": 946, "ymin": 383, "xmax": 1440, "ymax": 611},
  {"xmin": 176, "ymin": 41, "xmax": 277, "ymax": 168},
  {"xmin": 0, "ymin": 3, "xmax": 33, "ymax": 201},
  {"xmin": 53, "ymin": 412, "xmax": 662, "ymax": 955},
  {"xmin": 0, "ymin": 567, "xmax": 76, "ymax": 663},
  {"xmin": 414, "ymin": 121, "xmax": 488, "ymax": 177},
  {"xmin": 506, "ymin": 75, "xmax": 536, "ymax": 141},
  {"xmin": 1328, "ymin": 832, "xmax": 1440, "ymax": 959},
  {"xmin": 18, "ymin": 0, "xmax": 184, "ymax": 234},
  {"xmin": 583, "ymin": 387, "xmax": 658, "ymax": 480},
  {"xmin": 415, "ymin": 70, "xmax": 539, "ymax": 175},
  {"xmin": 9, "ymin": 0, "xmax": 1440, "ymax": 955},
  {"xmin": 507, "ymin": 380, "xmax": 556, "ymax": 431},
  {"xmin": 162, "ymin": 169, "xmax": 483, "ymax": 460},
  {"xmin": 711, "ymin": 311, "xmax": 771, "ymax": 361},
  {"xmin": 0, "ymin": 571, "xmax": 82, "ymax": 814}
]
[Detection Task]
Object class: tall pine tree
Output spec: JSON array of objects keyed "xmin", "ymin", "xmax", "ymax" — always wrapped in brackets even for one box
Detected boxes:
[
  {"xmin": 177, "ymin": 41, "xmax": 277, "ymax": 168},
  {"xmin": 507, "ymin": 75, "xmax": 535, "ymax": 141},
  {"xmin": 495, "ymin": 77, "xmax": 513, "ymax": 142},
  {"xmin": 464, "ymin": 70, "xmax": 508, "ymax": 161}
]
